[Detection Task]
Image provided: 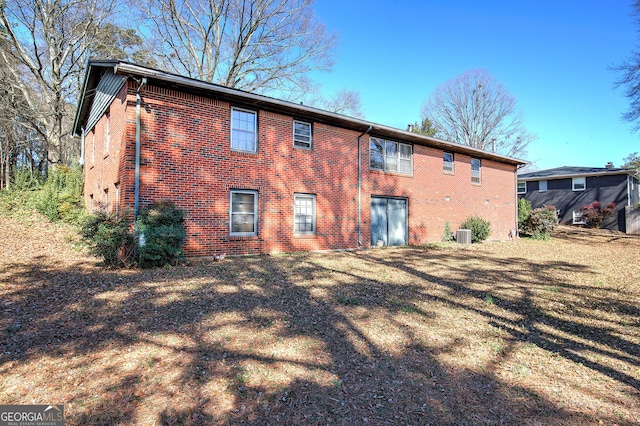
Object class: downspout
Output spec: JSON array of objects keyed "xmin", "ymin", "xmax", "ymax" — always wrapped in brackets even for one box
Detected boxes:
[
  {"xmin": 79, "ymin": 126, "xmax": 85, "ymax": 166},
  {"xmin": 357, "ymin": 125, "xmax": 373, "ymax": 246},
  {"xmin": 134, "ymin": 78, "xmax": 147, "ymax": 231}
]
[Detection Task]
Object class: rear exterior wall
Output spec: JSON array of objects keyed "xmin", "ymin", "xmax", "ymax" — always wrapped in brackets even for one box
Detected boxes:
[{"xmin": 85, "ymin": 82, "xmax": 518, "ymax": 256}]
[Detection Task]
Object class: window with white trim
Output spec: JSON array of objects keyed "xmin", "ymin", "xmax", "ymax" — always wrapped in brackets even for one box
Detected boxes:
[
  {"xmin": 369, "ymin": 137, "xmax": 412, "ymax": 174},
  {"xmin": 293, "ymin": 120, "xmax": 312, "ymax": 149},
  {"xmin": 517, "ymin": 181, "xmax": 526, "ymax": 194},
  {"xmin": 572, "ymin": 177, "xmax": 586, "ymax": 191},
  {"xmin": 103, "ymin": 188, "xmax": 109, "ymax": 213},
  {"xmin": 230, "ymin": 190, "xmax": 258, "ymax": 235},
  {"xmin": 471, "ymin": 158, "xmax": 481, "ymax": 184},
  {"xmin": 294, "ymin": 194, "xmax": 316, "ymax": 235},
  {"xmin": 539, "ymin": 180, "xmax": 547, "ymax": 192},
  {"xmin": 231, "ymin": 108, "xmax": 257, "ymax": 152},
  {"xmin": 443, "ymin": 152, "xmax": 454, "ymax": 173}
]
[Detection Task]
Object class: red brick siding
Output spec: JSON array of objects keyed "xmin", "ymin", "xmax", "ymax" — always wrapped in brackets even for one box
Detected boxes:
[
  {"xmin": 85, "ymin": 82, "xmax": 518, "ymax": 256},
  {"xmin": 83, "ymin": 83, "xmax": 129, "ymax": 213}
]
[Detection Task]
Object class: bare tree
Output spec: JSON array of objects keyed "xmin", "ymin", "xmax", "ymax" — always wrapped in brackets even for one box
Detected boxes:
[
  {"xmin": 0, "ymin": 0, "xmax": 117, "ymax": 166},
  {"xmin": 141, "ymin": 0, "xmax": 337, "ymax": 96},
  {"xmin": 315, "ymin": 88, "xmax": 364, "ymax": 118},
  {"xmin": 421, "ymin": 69, "xmax": 536, "ymax": 158},
  {"xmin": 613, "ymin": 1, "xmax": 640, "ymax": 131}
]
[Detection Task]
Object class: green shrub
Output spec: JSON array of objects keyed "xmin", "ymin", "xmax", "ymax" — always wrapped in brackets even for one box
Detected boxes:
[
  {"xmin": 35, "ymin": 165, "xmax": 84, "ymax": 224},
  {"xmin": 81, "ymin": 211, "xmax": 133, "ymax": 267},
  {"xmin": 136, "ymin": 200, "xmax": 187, "ymax": 267},
  {"xmin": 580, "ymin": 201, "xmax": 616, "ymax": 228},
  {"xmin": 517, "ymin": 198, "xmax": 532, "ymax": 231},
  {"xmin": 460, "ymin": 216, "xmax": 491, "ymax": 243},
  {"xmin": 520, "ymin": 205, "xmax": 558, "ymax": 239},
  {"xmin": 442, "ymin": 221, "xmax": 453, "ymax": 242}
]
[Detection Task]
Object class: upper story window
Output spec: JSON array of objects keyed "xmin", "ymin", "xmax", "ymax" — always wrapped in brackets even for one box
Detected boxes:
[
  {"xmin": 231, "ymin": 107, "xmax": 257, "ymax": 152},
  {"xmin": 572, "ymin": 177, "xmax": 586, "ymax": 191},
  {"xmin": 293, "ymin": 120, "xmax": 312, "ymax": 149},
  {"xmin": 91, "ymin": 129, "xmax": 95, "ymax": 164},
  {"xmin": 369, "ymin": 137, "xmax": 412, "ymax": 174},
  {"xmin": 517, "ymin": 181, "xmax": 526, "ymax": 194},
  {"xmin": 538, "ymin": 180, "xmax": 547, "ymax": 192},
  {"xmin": 443, "ymin": 152, "xmax": 454, "ymax": 173},
  {"xmin": 471, "ymin": 158, "xmax": 481, "ymax": 184},
  {"xmin": 230, "ymin": 190, "xmax": 258, "ymax": 236}
]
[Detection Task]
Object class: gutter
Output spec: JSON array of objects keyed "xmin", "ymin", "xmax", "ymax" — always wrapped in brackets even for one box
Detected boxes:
[
  {"xmin": 357, "ymin": 125, "xmax": 373, "ymax": 245},
  {"xmin": 133, "ymin": 77, "xmax": 147, "ymax": 229}
]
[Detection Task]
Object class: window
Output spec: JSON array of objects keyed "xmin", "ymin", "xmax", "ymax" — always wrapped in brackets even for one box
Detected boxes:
[
  {"xmin": 369, "ymin": 137, "xmax": 412, "ymax": 174},
  {"xmin": 293, "ymin": 120, "xmax": 312, "ymax": 149},
  {"xmin": 443, "ymin": 152, "xmax": 454, "ymax": 173},
  {"xmin": 294, "ymin": 194, "xmax": 316, "ymax": 235},
  {"xmin": 517, "ymin": 181, "xmax": 526, "ymax": 194},
  {"xmin": 471, "ymin": 158, "xmax": 481, "ymax": 184},
  {"xmin": 103, "ymin": 188, "xmax": 109, "ymax": 212},
  {"xmin": 230, "ymin": 190, "xmax": 258, "ymax": 235},
  {"xmin": 104, "ymin": 110, "xmax": 110, "ymax": 154},
  {"xmin": 539, "ymin": 180, "xmax": 547, "ymax": 192},
  {"xmin": 573, "ymin": 210, "xmax": 586, "ymax": 225},
  {"xmin": 231, "ymin": 108, "xmax": 257, "ymax": 152},
  {"xmin": 572, "ymin": 177, "xmax": 586, "ymax": 191}
]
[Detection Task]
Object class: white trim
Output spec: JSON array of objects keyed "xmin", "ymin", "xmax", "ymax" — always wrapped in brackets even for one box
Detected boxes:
[
  {"xmin": 572, "ymin": 177, "xmax": 586, "ymax": 191},
  {"xmin": 369, "ymin": 137, "xmax": 413, "ymax": 175},
  {"xmin": 231, "ymin": 107, "xmax": 257, "ymax": 153},
  {"xmin": 517, "ymin": 181, "xmax": 527, "ymax": 194},
  {"xmin": 294, "ymin": 193, "xmax": 316, "ymax": 235},
  {"xmin": 293, "ymin": 120, "xmax": 312, "ymax": 149},
  {"xmin": 443, "ymin": 152, "xmax": 454, "ymax": 173},
  {"xmin": 230, "ymin": 190, "xmax": 258, "ymax": 236},
  {"xmin": 471, "ymin": 158, "xmax": 481, "ymax": 184}
]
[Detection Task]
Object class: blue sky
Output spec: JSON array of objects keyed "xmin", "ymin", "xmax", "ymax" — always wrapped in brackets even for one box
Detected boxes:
[{"xmin": 311, "ymin": 0, "xmax": 639, "ymax": 170}]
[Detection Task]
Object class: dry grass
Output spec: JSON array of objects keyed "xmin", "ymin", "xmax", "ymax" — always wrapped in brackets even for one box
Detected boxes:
[{"xmin": 1, "ymin": 214, "xmax": 639, "ymax": 425}]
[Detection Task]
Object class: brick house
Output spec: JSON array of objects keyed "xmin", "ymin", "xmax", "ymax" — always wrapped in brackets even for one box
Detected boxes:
[{"xmin": 73, "ymin": 60, "xmax": 526, "ymax": 257}]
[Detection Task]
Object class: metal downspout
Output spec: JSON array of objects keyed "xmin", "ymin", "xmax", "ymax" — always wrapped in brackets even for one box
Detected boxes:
[
  {"xmin": 79, "ymin": 126, "xmax": 85, "ymax": 166},
  {"xmin": 357, "ymin": 125, "xmax": 373, "ymax": 246},
  {"xmin": 134, "ymin": 78, "xmax": 147, "ymax": 231}
]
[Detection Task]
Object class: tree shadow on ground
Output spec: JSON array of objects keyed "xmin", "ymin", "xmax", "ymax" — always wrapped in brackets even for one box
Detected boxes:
[{"xmin": 1, "ymin": 244, "xmax": 638, "ymax": 424}]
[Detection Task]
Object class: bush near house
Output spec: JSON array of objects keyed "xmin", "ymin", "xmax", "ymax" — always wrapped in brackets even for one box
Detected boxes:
[
  {"xmin": 135, "ymin": 200, "xmax": 187, "ymax": 267},
  {"xmin": 580, "ymin": 201, "xmax": 616, "ymax": 228},
  {"xmin": 517, "ymin": 198, "xmax": 532, "ymax": 233},
  {"xmin": 80, "ymin": 211, "xmax": 133, "ymax": 268},
  {"xmin": 460, "ymin": 216, "xmax": 491, "ymax": 243},
  {"xmin": 520, "ymin": 205, "xmax": 558, "ymax": 240}
]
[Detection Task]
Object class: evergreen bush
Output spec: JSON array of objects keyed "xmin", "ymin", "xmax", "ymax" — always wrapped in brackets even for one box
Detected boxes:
[
  {"xmin": 136, "ymin": 200, "xmax": 187, "ymax": 267},
  {"xmin": 460, "ymin": 216, "xmax": 491, "ymax": 243},
  {"xmin": 81, "ymin": 211, "xmax": 133, "ymax": 267},
  {"xmin": 442, "ymin": 221, "xmax": 454, "ymax": 242},
  {"xmin": 520, "ymin": 205, "xmax": 558, "ymax": 239},
  {"xmin": 517, "ymin": 198, "xmax": 532, "ymax": 232}
]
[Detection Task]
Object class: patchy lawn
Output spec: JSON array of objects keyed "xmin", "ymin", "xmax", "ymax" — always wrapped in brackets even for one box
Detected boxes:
[{"xmin": 1, "ymin": 215, "xmax": 639, "ymax": 425}]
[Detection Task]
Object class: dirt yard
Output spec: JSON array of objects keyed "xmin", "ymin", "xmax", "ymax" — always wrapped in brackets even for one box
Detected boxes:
[{"xmin": 1, "ymin": 214, "xmax": 638, "ymax": 425}]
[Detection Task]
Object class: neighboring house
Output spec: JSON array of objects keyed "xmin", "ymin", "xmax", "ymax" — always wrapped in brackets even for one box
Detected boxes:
[
  {"xmin": 73, "ymin": 60, "xmax": 526, "ymax": 257},
  {"xmin": 518, "ymin": 165, "xmax": 640, "ymax": 232}
]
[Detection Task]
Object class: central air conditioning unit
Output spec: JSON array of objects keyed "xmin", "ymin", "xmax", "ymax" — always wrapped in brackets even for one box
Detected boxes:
[{"xmin": 456, "ymin": 229, "xmax": 472, "ymax": 244}]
